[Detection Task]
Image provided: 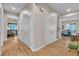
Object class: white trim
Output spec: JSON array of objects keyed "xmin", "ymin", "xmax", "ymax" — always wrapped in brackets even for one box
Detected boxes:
[{"xmin": 31, "ymin": 38, "xmax": 59, "ymax": 52}]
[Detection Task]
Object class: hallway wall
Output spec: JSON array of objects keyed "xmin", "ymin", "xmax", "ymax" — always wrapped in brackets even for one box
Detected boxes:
[
  {"xmin": 18, "ymin": 4, "xmax": 58, "ymax": 52},
  {"xmin": 18, "ymin": 4, "xmax": 32, "ymax": 48},
  {"xmin": 7, "ymin": 19, "xmax": 17, "ymax": 23},
  {"xmin": 0, "ymin": 4, "xmax": 7, "ymax": 47}
]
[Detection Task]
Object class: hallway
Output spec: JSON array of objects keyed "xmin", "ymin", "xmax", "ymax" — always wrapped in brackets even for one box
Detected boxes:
[
  {"xmin": 1, "ymin": 37, "xmax": 77, "ymax": 56},
  {"xmin": 0, "ymin": 3, "xmax": 79, "ymax": 56}
]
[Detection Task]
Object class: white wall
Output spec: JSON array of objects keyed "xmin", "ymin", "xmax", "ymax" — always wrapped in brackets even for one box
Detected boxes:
[
  {"xmin": 32, "ymin": 4, "xmax": 58, "ymax": 51},
  {"xmin": 18, "ymin": 4, "xmax": 32, "ymax": 48},
  {"xmin": 31, "ymin": 4, "xmax": 45, "ymax": 51},
  {"xmin": 0, "ymin": 4, "xmax": 7, "ymax": 47},
  {"xmin": 18, "ymin": 4, "xmax": 58, "ymax": 52},
  {"xmin": 19, "ymin": 15, "xmax": 32, "ymax": 48},
  {"xmin": 5, "ymin": 12, "xmax": 18, "ymax": 24},
  {"xmin": 43, "ymin": 12, "xmax": 58, "ymax": 45},
  {"xmin": 7, "ymin": 19, "xmax": 17, "ymax": 23}
]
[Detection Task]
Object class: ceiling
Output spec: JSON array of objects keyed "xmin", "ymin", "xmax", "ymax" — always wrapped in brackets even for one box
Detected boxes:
[
  {"xmin": 47, "ymin": 3, "xmax": 79, "ymax": 15},
  {"xmin": 2, "ymin": 3, "xmax": 79, "ymax": 15},
  {"xmin": 2, "ymin": 3, "xmax": 27, "ymax": 14},
  {"xmin": 1, "ymin": 3, "xmax": 79, "ymax": 20}
]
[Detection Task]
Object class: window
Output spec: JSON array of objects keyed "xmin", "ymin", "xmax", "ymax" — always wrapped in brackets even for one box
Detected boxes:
[
  {"xmin": 8, "ymin": 23, "xmax": 17, "ymax": 30},
  {"xmin": 7, "ymin": 23, "xmax": 17, "ymax": 36},
  {"xmin": 64, "ymin": 23, "xmax": 76, "ymax": 33}
]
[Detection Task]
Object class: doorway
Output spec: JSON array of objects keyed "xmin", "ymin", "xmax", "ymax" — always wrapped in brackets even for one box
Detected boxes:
[{"xmin": 7, "ymin": 23, "xmax": 17, "ymax": 38}]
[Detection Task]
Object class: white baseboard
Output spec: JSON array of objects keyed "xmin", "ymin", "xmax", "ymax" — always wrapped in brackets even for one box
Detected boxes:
[
  {"xmin": 31, "ymin": 44, "xmax": 46, "ymax": 52},
  {"xmin": 30, "ymin": 38, "xmax": 59, "ymax": 52},
  {"xmin": 46, "ymin": 38, "xmax": 59, "ymax": 46}
]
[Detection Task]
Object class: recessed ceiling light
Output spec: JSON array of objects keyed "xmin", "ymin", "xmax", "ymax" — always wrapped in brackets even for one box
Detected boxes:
[
  {"xmin": 40, "ymin": 8, "xmax": 44, "ymax": 12},
  {"xmin": 12, "ymin": 7, "xmax": 16, "ymax": 10},
  {"xmin": 67, "ymin": 8, "xmax": 71, "ymax": 12},
  {"xmin": 24, "ymin": 10, "xmax": 31, "ymax": 16}
]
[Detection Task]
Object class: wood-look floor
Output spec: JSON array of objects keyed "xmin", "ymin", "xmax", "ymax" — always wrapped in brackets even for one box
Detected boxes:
[{"xmin": 1, "ymin": 37, "xmax": 77, "ymax": 56}]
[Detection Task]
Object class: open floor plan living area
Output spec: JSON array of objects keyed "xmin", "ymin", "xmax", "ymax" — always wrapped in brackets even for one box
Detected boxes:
[{"xmin": 0, "ymin": 3, "xmax": 79, "ymax": 56}]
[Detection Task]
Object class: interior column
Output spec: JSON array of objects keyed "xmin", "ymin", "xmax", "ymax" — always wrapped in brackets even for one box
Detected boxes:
[{"xmin": 57, "ymin": 15, "xmax": 62, "ymax": 39}]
